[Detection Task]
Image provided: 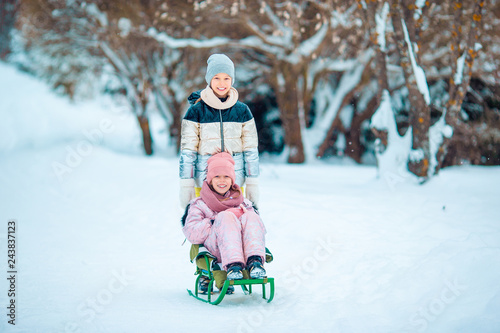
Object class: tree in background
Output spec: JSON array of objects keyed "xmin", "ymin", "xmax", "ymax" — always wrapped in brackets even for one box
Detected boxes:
[
  {"xmin": 0, "ymin": 0, "xmax": 19, "ymax": 60},
  {"xmin": 369, "ymin": 0, "xmax": 497, "ymax": 181},
  {"xmin": 15, "ymin": 0, "xmax": 197, "ymax": 155},
  {"xmin": 8, "ymin": 0, "xmax": 500, "ymax": 173},
  {"xmin": 439, "ymin": 0, "xmax": 499, "ymax": 169},
  {"xmin": 15, "ymin": 1, "xmax": 105, "ymax": 98},
  {"xmin": 148, "ymin": 1, "xmax": 371, "ymax": 163}
]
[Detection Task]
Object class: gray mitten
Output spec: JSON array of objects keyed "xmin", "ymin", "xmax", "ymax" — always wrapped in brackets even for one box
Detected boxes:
[
  {"xmin": 179, "ymin": 178, "xmax": 196, "ymax": 209},
  {"xmin": 245, "ymin": 177, "xmax": 260, "ymax": 205}
]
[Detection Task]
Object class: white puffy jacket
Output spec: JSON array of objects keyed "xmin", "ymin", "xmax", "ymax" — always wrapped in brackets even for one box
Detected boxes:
[{"xmin": 179, "ymin": 87, "xmax": 259, "ymax": 187}]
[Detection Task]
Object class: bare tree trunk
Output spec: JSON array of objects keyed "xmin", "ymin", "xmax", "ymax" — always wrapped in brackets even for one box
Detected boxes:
[
  {"xmin": 438, "ymin": 0, "xmax": 485, "ymax": 173},
  {"xmin": 169, "ymin": 99, "xmax": 184, "ymax": 151},
  {"xmin": 375, "ymin": 45, "xmax": 389, "ymax": 101},
  {"xmin": 345, "ymin": 96, "xmax": 379, "ymax": 163},
  {"xmin": 137, "ymin": 78, "xmax": 154, "ymax": 156},
  {"xmin": 100, "ymin": 43, "xmax": 157, "ymax": 156},
  {"xmin": 392, "ymin": 0, "xmax": 431, "ymax": 178},
  {"xmin": 360, "ymin": 0, "xmax": 391, "ymax": 163},
  {"xmin": 371, "ymin": 47, "xmax": 391, "ymax": 155},
  {"xmin": 316, "ymin": 60, "xmax": 375, "ymax": 161},
  {"xmin": 271, "ymin": 61, "xmax": 305, "ymax": 163},
  {"xmin": 316, "ymin": 88, "xmax": 352, "ymax": 159},
  {"xmin": 137, "ymin": 115, "xmax": 153, "ymax": 155},
  {"xmin": 162, "ymin": 81, "xmax": 185, "ymax": 151},
  {"xmin": 344, "ymin": 122, "xmax": 363, "ymax": 163}
]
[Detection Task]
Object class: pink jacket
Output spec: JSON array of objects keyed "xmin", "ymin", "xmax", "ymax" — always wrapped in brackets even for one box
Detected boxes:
[{"xmin": 182, "ymin": 197, "xmax": 256, "ymax": 245}]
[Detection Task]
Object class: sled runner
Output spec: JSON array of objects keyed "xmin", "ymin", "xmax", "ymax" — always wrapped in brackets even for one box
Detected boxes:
[{"xmin": 186, "ymin": 245, "xmax": 275, "ymax": 305}]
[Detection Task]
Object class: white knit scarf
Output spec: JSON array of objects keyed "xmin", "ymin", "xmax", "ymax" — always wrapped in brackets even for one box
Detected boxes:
[{"xmin": 200, "ymin": 86, "xmax": 239, "ymax": 109}]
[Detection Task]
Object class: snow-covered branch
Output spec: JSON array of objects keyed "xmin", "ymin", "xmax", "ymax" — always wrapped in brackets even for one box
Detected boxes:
[
  {"xmin": 375, "ymin": 2, "xmax": 390, "ymax": 52},
  {"xmin": 295, "ymin": 19, "xmax": 328, "ymax": 58},
  {"xmin": 238, "ymin": 36, "xmax": 284, "ymax": 57},
  {"xmin": 313, "ymin": 61, "xmax": 367, "ymax": 134},
  {"xmin": 307, "ymin": 49, "xmax": 372, "ymax": 88},
  {"xmin": 99, "ymin": 42, "xmax": 131, "ymax": 77},
  {"xmin": 147, "ymin": 28, "xmax": 230, "ymax": 49},
  {"xmin": 243, "ymin": 18, "xmax": 290, "ymax": 48},
  {"xmin": 401, "ymin": 19, "xmax": 431, "ymax": 105},
  {"xmin": 260, "ymin": 1, "xmax": 293, "ymax": 42}
]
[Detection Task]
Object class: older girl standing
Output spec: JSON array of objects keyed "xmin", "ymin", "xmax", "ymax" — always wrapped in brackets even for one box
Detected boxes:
[{"xmin": 179, "ymin": 54, "xmax": 260, "ymax": 209}]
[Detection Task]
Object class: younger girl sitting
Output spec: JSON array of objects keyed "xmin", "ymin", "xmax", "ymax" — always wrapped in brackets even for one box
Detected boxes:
[{"xmin": 182, "ymin": 152, "xmax": 266, "ymax": 281}]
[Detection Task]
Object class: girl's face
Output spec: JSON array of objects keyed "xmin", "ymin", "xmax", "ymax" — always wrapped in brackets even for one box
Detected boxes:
[
  {"xmin": 211, "ymin": 174, "xmax": 233, "ymax": 195},
  {"xmin": 210, "ymin": 73, "xmax": 232, "ymax": 98}
]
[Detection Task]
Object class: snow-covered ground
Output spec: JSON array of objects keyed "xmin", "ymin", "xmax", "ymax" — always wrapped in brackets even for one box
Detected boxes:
[{"xmin": 1, "ymin": 63, "xmax": 500, "ymax": 333}]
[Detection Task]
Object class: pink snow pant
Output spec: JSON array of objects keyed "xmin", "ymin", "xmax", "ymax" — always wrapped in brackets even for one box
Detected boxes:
[{"xmin": 204, "ymin": 210, "xmax": 266, "ymax": 270}]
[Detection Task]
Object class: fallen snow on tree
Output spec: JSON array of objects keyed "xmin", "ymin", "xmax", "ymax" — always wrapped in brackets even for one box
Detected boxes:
[
  {"xmin": 401, "ymin": 19, "xmax": 431, "ymax": 105},
  {"xmin": 375, "ymin": 2, "xmax": 390, "ymax": 52},
  {"xmin": 370, "ymin": 90, "xmax": 414, "ymax": 182},
  {"xmin": 429, "ymin": 114, "xmax": 453, "ymax": 176}
]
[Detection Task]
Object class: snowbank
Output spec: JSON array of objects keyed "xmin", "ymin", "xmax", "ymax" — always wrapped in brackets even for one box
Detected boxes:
[{"xmin": 0, "ymin": 62, "xmax": 142, "ymax": 155}]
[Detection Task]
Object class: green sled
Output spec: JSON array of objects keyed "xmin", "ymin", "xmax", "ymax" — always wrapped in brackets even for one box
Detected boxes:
[{"xmin": 186, "ymin": 245, "xmax": 275, "ymax": 305}]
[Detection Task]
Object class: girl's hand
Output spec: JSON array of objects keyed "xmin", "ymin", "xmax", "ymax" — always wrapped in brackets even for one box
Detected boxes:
[{"xmin": 226, "ymin": 204, "xmax": 246, "ymax": 218}]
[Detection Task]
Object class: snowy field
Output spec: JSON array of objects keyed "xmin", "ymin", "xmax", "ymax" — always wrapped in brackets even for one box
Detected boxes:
[{"xmin": 1, "ymin": 63, "xmax": 500, "ymax": 333}]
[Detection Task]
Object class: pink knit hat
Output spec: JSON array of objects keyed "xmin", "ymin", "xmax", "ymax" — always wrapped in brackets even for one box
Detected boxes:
[{"xmin": 206, "ymin": 152, "xmax": 236, "ymax": 185}]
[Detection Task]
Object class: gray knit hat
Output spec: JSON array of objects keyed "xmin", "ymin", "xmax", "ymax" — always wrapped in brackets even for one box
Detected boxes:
[{"xmin": 205, "ymin": 54, "xmax": 235, "ymax": 85}]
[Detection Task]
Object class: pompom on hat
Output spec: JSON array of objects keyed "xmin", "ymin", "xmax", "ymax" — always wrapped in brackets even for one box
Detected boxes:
[
  {"xmin": 205, "ymin": 54, "xmax": 235, "ymax": 85},
  {"xmin": 206, "ymin": 152, "xmax": 236, "ymax": 185}
]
